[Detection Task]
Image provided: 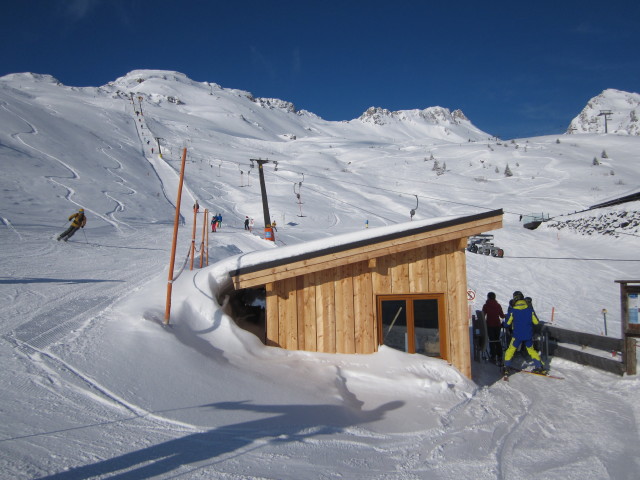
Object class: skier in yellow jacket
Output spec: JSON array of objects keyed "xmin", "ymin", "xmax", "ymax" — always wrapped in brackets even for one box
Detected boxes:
[{"xmin": 58, "ymin": 208, "xmax": 86, "ymax": 241}]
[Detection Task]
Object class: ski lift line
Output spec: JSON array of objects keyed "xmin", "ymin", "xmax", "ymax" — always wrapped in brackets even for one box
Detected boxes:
[
  {"xmin": 268, "ymin": 170, "xmax": 399, "ymax": 223},
  {"xmin": 274, "ymin": 169, "xmax": 515, "ymax": 216},
  {"xmin": 270, "ymin": 164, "xmax": 524, "ymax": 211},
  {"xmin": 270, "ymin": 158, "xmax": 613, "ymax": 221},
  {"xmin": 269, "ymin": 172, "xmax": 492, "ymax": 220},
  {"xmin": 295, "ymin": 183, "xmax": 399, "ymax": 224},
  {"xmin": 267, "ymin": 165, "xmax": 522, "ymax": 215}
]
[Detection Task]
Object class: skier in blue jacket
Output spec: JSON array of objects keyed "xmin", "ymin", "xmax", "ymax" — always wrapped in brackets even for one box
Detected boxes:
[{"xmin": 503, "ymin": 291, "xmax": 546, "ymax": 374}]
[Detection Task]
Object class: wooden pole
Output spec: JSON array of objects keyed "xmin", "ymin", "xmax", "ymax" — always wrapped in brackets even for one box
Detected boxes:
[
  {"xmin": 190, "ymin": 207, "xmax": 197, "ymax": 270},
  {"xmin": 205, "ymin": 209, "xmax": 209, "ymax": 266},
  {"xmin": 164, "ymin": 148, "xmax": 188, "ymax": 325},
  {"xmin": 199, "ymin": 208, "xmax": 207, "ymax": 268}
]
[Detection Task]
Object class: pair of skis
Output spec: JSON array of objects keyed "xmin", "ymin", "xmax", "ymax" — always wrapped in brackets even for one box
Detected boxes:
[{"xmin": 502, "ymin": 367, "xmax": 564, "ymax": 381}]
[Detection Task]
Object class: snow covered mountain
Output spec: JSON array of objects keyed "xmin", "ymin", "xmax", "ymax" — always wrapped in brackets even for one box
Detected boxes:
[
  {"xmin": 567, "ymin": 88, "xmax": 640, "ymax": 135},
  {"xmin": 1, "ymin": 69, "xmax": 639, "ymax": 479},
  {"xmin": 355, "ymin": 106, "xmax": 488, "ymax": 142}
]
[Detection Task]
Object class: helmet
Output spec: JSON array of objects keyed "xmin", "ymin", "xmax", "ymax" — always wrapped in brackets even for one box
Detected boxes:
[
  {"xmin": 512, "ymin": 291, "xmax": 524, "ymax": 301},
  {"xmin": 79, "ymin": 208, "xmax": 84, "ymax": 212}
]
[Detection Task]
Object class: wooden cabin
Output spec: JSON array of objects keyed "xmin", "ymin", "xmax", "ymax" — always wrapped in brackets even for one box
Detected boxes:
[{"xmin": 229, "ymin": 209, "xmax": 503, "ymax": 378}]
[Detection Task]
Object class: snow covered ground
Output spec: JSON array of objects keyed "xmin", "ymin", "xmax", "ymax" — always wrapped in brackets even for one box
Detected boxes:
[{"xmin": 0, "ymin": 71, "xmax": 639, "ymax": 479}]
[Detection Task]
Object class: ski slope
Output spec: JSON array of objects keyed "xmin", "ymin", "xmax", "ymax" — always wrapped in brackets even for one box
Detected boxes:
[{"xmin": 0, "ymin": 71, "xmax": 638, "ymax": 479}]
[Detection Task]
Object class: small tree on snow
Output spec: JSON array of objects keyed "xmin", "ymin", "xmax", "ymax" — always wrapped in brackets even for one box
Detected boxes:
[
  {"xmin": 601, "ymin": 150, "xmax": 608, "ymax": 159},
  {"xmin": 504, "ymin": 164, "xmax": 513, "ymax": 177},
  {"xmin": 592, "ymin": 157, "xmax": 600, "ymax": 166},
  {"xmin": 495, "ymin": 166, "xmax": 500, "ymax": 173},
  {"xmin": 432, "ymin": 159, "xmax": 440, "ymax": 171}
]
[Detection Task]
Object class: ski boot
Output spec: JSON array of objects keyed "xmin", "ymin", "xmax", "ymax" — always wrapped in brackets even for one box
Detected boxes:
[{"xmin": 531, "ymin": 363, "xmax": 548, "ymax": 375}]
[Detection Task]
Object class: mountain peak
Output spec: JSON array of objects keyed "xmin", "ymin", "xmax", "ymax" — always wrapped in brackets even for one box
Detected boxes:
[{"xmin": 568, "ymin": 89, "xmax": 640, "ymax": 135}]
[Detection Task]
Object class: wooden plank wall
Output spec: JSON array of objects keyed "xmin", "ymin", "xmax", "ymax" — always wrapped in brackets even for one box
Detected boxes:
[{"xmin": 265, "ymin": 238, "xmax": 471, "ymax": 376}]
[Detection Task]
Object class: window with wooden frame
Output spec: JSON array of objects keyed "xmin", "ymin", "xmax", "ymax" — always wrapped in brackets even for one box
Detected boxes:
[{"xmin": 377, "ymin": 294, "xmax": 447, "ymax": 358}]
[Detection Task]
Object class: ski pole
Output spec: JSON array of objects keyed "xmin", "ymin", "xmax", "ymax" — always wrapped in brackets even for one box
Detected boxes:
[{"xmin": 82, "ymin": 228, "xmax": 88, "ymax": 243}]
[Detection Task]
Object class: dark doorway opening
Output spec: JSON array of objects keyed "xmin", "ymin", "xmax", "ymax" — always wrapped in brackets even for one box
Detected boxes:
[{"xmin": 228, "ymin": 287, "xmax": 266, "ymax": 343}]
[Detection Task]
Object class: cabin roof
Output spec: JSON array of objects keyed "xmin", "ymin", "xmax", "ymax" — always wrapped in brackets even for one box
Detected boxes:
[{"xmin": 231, "ymin": 209, "xmax": 503, "ymax": 289}]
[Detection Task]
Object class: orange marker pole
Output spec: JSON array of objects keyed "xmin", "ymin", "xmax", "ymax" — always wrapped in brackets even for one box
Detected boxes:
[
  {"xmin": 190, "ymin": 208, "xmax": 197, "ymax": 270},
  {"xmin": 205, "ymin": 209, "xmax": 209, "ymax": 266},
  {"xmin": 199, "ymin": 209, "xmax": 207, "ymax": 268},
  {"xmin": 165, "ymin": 148, "xmax": 188, "ymax": 325}
]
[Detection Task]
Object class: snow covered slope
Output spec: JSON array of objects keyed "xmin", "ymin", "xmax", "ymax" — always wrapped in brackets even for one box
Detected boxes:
[{"xmin": 0, "ymin": 70, "xmax": 639, "ymax": 479}]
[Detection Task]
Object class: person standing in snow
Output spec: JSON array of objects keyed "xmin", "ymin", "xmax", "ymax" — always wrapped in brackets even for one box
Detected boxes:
[
  {"xmin": 211, "ymin": 216, "xmax": 217, "ymax": 232},
  {"xmin": 271, "ymin": 220, "xmax": 277, "ymax": 232},
  {"xmin": 216, "ymin": 213, "xmax": 222, "ymax": 229},
  {"xmin": 249, "ymin": 217, "xmax": 254, "ymax": 232},
  {"xmin": 193, "ymin": 201, "xmax": 200, "ymax": 214},
  {"xmin": 503, "ymin": 291, "xmax": 546, "ymax": 374},
  {"xmin": 58, "ymin": 208, "xmax": 86, "ymax": 242},
  {"xmin": 244, "ymin": 216, "xmax": 250, "ymax": 230},
  {"xmin": 482, "ymin": 292, "xmax": 505, "ymax": 365}
]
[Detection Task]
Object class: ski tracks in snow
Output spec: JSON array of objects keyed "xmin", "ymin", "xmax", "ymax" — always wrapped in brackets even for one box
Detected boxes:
[
  {"xmin": 5, "ymin": 335, "xmax": 198, "ymax": 433},
  {"xmin": 386, "ymin": 365, "xmax": 640, "ymax": 480}
]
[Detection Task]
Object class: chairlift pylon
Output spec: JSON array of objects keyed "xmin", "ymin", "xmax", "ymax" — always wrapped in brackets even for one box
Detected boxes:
[
  {"xmin": 410, "ymin": 195, "xmax": 418, "ymax": 220},
  {"xmin": 293, "ymin": 182, "xmax": 303, "ymax": 204},
  {"xmin": 294, "ymin": 175, "xmax": 306, "ymax": 217}
]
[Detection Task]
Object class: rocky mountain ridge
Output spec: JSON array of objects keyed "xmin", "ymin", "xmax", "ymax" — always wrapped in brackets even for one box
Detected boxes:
[{"xmin": 568, "ymin": 88, "xmax": 640, "ymax": 136}]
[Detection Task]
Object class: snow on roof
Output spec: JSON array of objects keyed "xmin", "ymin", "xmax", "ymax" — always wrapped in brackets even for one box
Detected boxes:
[{"xmin": 231, "ymin": 209, "xmax": 503, "ymax": 278}]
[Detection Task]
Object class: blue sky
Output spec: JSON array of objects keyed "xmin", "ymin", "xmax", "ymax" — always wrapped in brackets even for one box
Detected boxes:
[{"xmin": 2, "ymin": 0, "xmax": 638, "ymax": 139}]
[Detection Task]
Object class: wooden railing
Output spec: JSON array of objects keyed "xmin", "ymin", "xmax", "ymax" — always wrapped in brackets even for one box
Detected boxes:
[{"xmin": 543, "ymin": 324, "xmax": 627, "ymax": 375}]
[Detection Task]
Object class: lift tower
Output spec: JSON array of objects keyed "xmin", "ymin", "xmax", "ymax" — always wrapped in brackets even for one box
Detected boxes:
[
  {"xmin": 598, "ymin": 110, "xmax": 613, "ymax": 133},
  {"xmin": 251, "ymin": 158, "xmax": 276, "ymax": 242}
]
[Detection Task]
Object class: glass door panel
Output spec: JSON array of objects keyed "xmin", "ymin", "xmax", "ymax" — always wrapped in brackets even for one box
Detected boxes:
[
  {"xmin": 381, "ymin": 300, "xmax": 408, "ymax": 352},
  {"xmin": 413, "ymin": 299, "xmax": 440, "ymax": 357}
]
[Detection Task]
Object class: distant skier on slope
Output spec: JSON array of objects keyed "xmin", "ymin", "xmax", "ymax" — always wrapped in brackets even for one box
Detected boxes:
[
  {"xmin": 58, "ymin": 208, "xmax": 86, "ymax": 242},
  {"xmin": 503, "ymin": 291, "xmax": 546, "ymax": 374}
]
